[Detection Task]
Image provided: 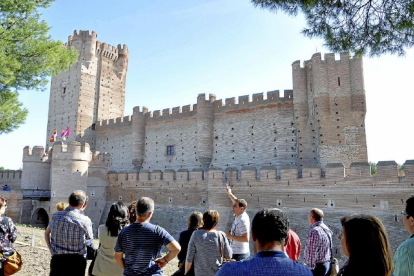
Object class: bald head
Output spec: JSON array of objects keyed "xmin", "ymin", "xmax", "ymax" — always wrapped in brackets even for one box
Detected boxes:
[{"xmin": 310, "ymin": 208, "xmax": 324, "ymax": 222}]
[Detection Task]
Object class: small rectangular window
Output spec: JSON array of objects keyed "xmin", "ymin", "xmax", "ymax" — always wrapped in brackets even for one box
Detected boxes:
[{"xmin": 167, "ymin": 145, "xmax": 174, "ymax": 156}]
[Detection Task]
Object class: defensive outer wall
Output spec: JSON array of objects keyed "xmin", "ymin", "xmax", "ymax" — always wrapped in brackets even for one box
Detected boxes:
[
  {"xmin": 0, "ymin": 30, "xmax": 413, "ymax": 263},
  {"xmin": 1, "ymin": 149, "xmax": 413, "ymax": 263}
]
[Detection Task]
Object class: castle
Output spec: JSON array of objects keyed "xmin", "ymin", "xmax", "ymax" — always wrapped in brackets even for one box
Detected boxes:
[{"xmin": 0, "ymin": 31, "xmax": 413, "ymax": 261}]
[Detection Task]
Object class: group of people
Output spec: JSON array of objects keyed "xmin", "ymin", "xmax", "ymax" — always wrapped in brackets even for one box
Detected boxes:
[{"xmin": 0, "ymin": 187, "xmax": 413, "ymax": 276}]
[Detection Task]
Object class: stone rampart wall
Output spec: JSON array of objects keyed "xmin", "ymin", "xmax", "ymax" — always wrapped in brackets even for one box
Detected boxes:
[{"xmin": 0, "ymin": 171, "xmax": 22, "ymax": 190}]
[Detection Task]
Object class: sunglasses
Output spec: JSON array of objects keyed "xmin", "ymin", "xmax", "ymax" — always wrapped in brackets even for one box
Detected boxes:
[{"xmin": 402, "ymin": 210, "xmax": 412, "ymax": 217}]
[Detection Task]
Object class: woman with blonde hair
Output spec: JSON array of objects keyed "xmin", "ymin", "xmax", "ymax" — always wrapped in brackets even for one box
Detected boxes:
[
  {"xmin": 185, "ymin": 210, "xmax": 232, "ymax": 276},
  {"xmin": 56, "ymin": 202, "xmax": 69, "ymax": 211},
  {"xmin": 338, "ymin": 214, "xmax": 393, "ymax": 276}
]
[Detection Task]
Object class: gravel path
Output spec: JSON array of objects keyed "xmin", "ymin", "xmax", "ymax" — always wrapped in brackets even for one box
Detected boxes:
[{"xmin": 13, "ymin": 225, "xmax": 179, "ymax": 276}]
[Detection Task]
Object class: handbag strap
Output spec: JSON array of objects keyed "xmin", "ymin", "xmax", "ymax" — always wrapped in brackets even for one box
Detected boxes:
[
  {"xmin": 318, "ymin": 225, "xmax": 333, "ymax": 262},
  {"xmin": 216, "ymin": 231, "xmax": 223, "ymax": 259}
]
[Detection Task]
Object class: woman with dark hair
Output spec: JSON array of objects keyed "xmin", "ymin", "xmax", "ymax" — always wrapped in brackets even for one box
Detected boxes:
[
  {"xmin": 185, "ymin": 210, "xmax": 232, "ymax": 276},
  {"xmin": 0, "ymin": 196, "xmax": 17, "ymax": 276},
  {"xmin": 127, "ymin": 200, "xmax": 137, "ymax": 224},
  {"xmin": 338, "ymin": 214, "xmax": 393, "ymax": 276},
  {"xmin": 92, "ymin": 202, "xmax": 129, "ymax": 276},
  {"xmin": 172, "ymin": 211, "xmax": 203, "ymax": 276}
]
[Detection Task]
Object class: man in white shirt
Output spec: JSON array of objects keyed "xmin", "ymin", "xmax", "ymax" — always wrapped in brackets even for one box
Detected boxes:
[{"xmin": 225, "ymin": 185, "xmax": 250, "ymax": 261}]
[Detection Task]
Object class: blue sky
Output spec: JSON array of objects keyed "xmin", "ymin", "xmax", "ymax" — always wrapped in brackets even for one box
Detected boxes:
[{"xmin": 1, "ymin": 0, "xmax": 413, "ymax": 169}]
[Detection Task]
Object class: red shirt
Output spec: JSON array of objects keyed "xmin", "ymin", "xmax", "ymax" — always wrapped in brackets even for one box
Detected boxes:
[{"xmin": 285, "ymin": 229, "xmax": 301, "ymax": 261}]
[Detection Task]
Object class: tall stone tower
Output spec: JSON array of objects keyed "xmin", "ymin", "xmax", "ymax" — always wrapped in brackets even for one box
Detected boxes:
[
  {"xmin": 292, "ymin": 53, "xmax": 368, "ymax": 170},
  {"xmin": 46, "ymin": 30, "xmax": 129, "ymax": 150}
]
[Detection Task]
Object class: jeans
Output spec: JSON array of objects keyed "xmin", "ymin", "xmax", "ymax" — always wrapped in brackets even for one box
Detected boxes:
[
  {"xmin": 232, "ymin": 253, "xmax": 250, "ymax": 261},
  {"xmin": 312, "ymin": 262, "xmax": 331, "ymax": 276}
]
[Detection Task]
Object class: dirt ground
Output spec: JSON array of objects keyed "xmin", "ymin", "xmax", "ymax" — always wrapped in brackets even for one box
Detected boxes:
[{"xmin": 14, "ymin": 224, "xmax": 179, "ymax": 276}]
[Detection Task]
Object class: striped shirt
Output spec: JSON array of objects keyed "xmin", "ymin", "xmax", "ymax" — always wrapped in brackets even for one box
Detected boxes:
[
  {"xmin": 304, "ymin": 221, "xmax": 332, "ymax": 270},
  {"xmin": 394, "ymin": 233, "xmax": 414, "ymax": 276},
  {"xmin": 49, "ymin": 207, "xmax": 93, "ymax": 258},
  {"xmin": 230, "ymin": 212, "xmax": 250, "ymax": 254},
  {"xmin": 115, "ymin": 222, "xmax": 175, "ymax": 276},
  {"xmin": 186, "ymin": 230, "xmax": 232, "ymax": 276}
]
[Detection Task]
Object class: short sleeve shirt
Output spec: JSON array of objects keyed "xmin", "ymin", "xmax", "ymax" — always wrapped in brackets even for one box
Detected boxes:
[
  {"xmin": 49, "ymin": 207, "xmax": 93, "ymax": 257},
  {"xmin": 230, "ymin": 212, "xmax": 250, "ymax": 254},
  {"xmin": 394, "ymin": 234, "xmax": 414, "ymax": 276},
  {"xmin": 115, "ymin": 222, "xmax": 175, "ymax": 276}
]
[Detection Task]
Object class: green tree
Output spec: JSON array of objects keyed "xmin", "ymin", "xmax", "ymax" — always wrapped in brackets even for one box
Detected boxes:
[
  {"xmin": 0, "ymin": 0, "xmax": 78, "ymax": 134},
  {"xmin": 251, "ymin": 0, "xmax": 414, "ymax": 56},
  {"xmin": 369, "ymin": 161, "xmax": 377, "ymax": 175},
  {"xmin": 398, "ymin": 164, "xmax": 405, "ymax": 176},
  {"xmin": 0, "ymin": 90, "xmax": 28, "ymax": 134},
  {"xmin": 0, "ymin": 167, "xmax": 5, "ymax": 171}
]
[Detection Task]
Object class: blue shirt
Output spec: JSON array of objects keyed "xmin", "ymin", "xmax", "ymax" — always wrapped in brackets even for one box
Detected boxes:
[
  {"xmin": 115, "ymin": 222, "xmax": 175, "ymax": 276},
  {"xmin": 216, "ymin": 250, "xmax": 312, "ymax": 276},
  {"xmin": 394, "ymin": 233, "xmax": 414, "ymax": 276},
  {"xmin": 49, "ymin": 207, "xmax": 93, "ymax": 257}
]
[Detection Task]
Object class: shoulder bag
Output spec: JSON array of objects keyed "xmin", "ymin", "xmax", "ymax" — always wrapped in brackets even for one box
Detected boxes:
[
  {"xmin": 2, "ymin": 250, "xmax": 23, "ymax": 276},
  {"xmin": 217, "ymin": 231, "xmax": 235, "ymax": 268},
  {"xmin": 319, "ymin": 226, "xmax": 339, "ymax": 276},
  {"xmin": 0, "ymin": 217, "xmax": 22, "ymax": 276}
]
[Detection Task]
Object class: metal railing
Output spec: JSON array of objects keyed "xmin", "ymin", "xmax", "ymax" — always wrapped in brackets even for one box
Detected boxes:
[{"xmin": 22, "ymin": 190, "xmax": 51, "ymax": 200}]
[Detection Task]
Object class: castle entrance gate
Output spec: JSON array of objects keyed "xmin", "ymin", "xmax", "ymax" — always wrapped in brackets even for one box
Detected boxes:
[{"xmin": 30, "ymin": 208, "xmax": 49, "ymax": 228}]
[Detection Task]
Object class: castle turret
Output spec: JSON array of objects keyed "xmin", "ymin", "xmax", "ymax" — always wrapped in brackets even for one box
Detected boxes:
[
  {"xmin": 50, "ymin": 141, "xmax": 90, "ymax": 215},
  {"xmin": 292, "ymin": 53, "xmax": 368, "ymax": 170},
  {"xmin": 87, "ymin": 151, "xmax": 111, "ymax": 229},
  {"xmin": 132, "ymin": 106, "xmax": 147, "ymax": 171},
  {"xmin": 21, "ymin": 146, "xmax": 51, "ymax": 190},
  {"xmin": 46, "ymin": 30, "xmax": 128, "ymax": 152},
  {"xmin": 292, "ymin": 58, "xmax": 318, "ymax": 167},
  {"xmin": 196, "ymin": 94, "xmax": 215, "ymax": 170}
]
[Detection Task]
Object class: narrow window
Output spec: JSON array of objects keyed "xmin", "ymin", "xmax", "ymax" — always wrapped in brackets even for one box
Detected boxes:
[
  {"xmin": 338, "ymin": 77, "xmax": 341, "ymax": 86},
  {"xmin": 167, "ymin": 145, "xmax": 175, "ymax": 156}
]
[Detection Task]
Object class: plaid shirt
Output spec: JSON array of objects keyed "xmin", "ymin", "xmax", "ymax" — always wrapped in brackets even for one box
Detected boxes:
[
  {"xmin": 304, "ymin": 221, "xmax": 332, "ymax": 269},
  {"xmin": 49, "ymin": 207, "xmax": 93, "ymax": 258}
]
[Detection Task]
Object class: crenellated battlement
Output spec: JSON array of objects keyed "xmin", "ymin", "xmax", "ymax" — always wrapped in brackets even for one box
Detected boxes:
[
  {"xmin": 126, "ymin": 91, "xmax": 294, "ymax": 126},
  {"xmin": 212, "ymin": 90, "xmax": 293, "ymax": 114},
  {"xmin": 106, "ymin": 159, "xmax": 413, "ymax": 188},
  {"xmin": 107, "ymin": 159, "xmax": 413, "ymax": 186},
  {"xmin": 52, "ymin": 141, "xmax": 90, "ymax": 161},
  {"xmin": 0, "ymin": 170, "xmax": 22, "ymax": 179},
  {"xmin": 22, "ymin": 146, "xmax": 51, "ymax": 163},
  {"xmin": 65, "ymin": 30, "xmax": 97, "ymax": 48},
  {"xmin": 96, "ymin": 42, "xmax": 125, "ymax": 61},
  {"xmin": 95, "ymin": 115, "xmax": 133, "ymax": 129},
  {"xmin": 89, "ymin": 151, "xmax": 111, "ymax": 167},
  {"xmin": 292, "ymin": 52, "xmax": 361, "ymax": 69}
]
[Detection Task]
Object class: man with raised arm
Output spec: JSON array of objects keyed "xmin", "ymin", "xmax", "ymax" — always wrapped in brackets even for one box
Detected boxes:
[
  {"xmin": 45, "ymin": 190, "xmax": 94, "ymax": 276},
  {"xmin": 216, "ymin": 208, "xmax": 312, "ymax": 276},
  {"xmin": 225, "ymin": 185, "xmax": 250, "ymax": 261},
  {"xmin": 115, "ymin": 197, "xmax": 181, "ymax": 276}
]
